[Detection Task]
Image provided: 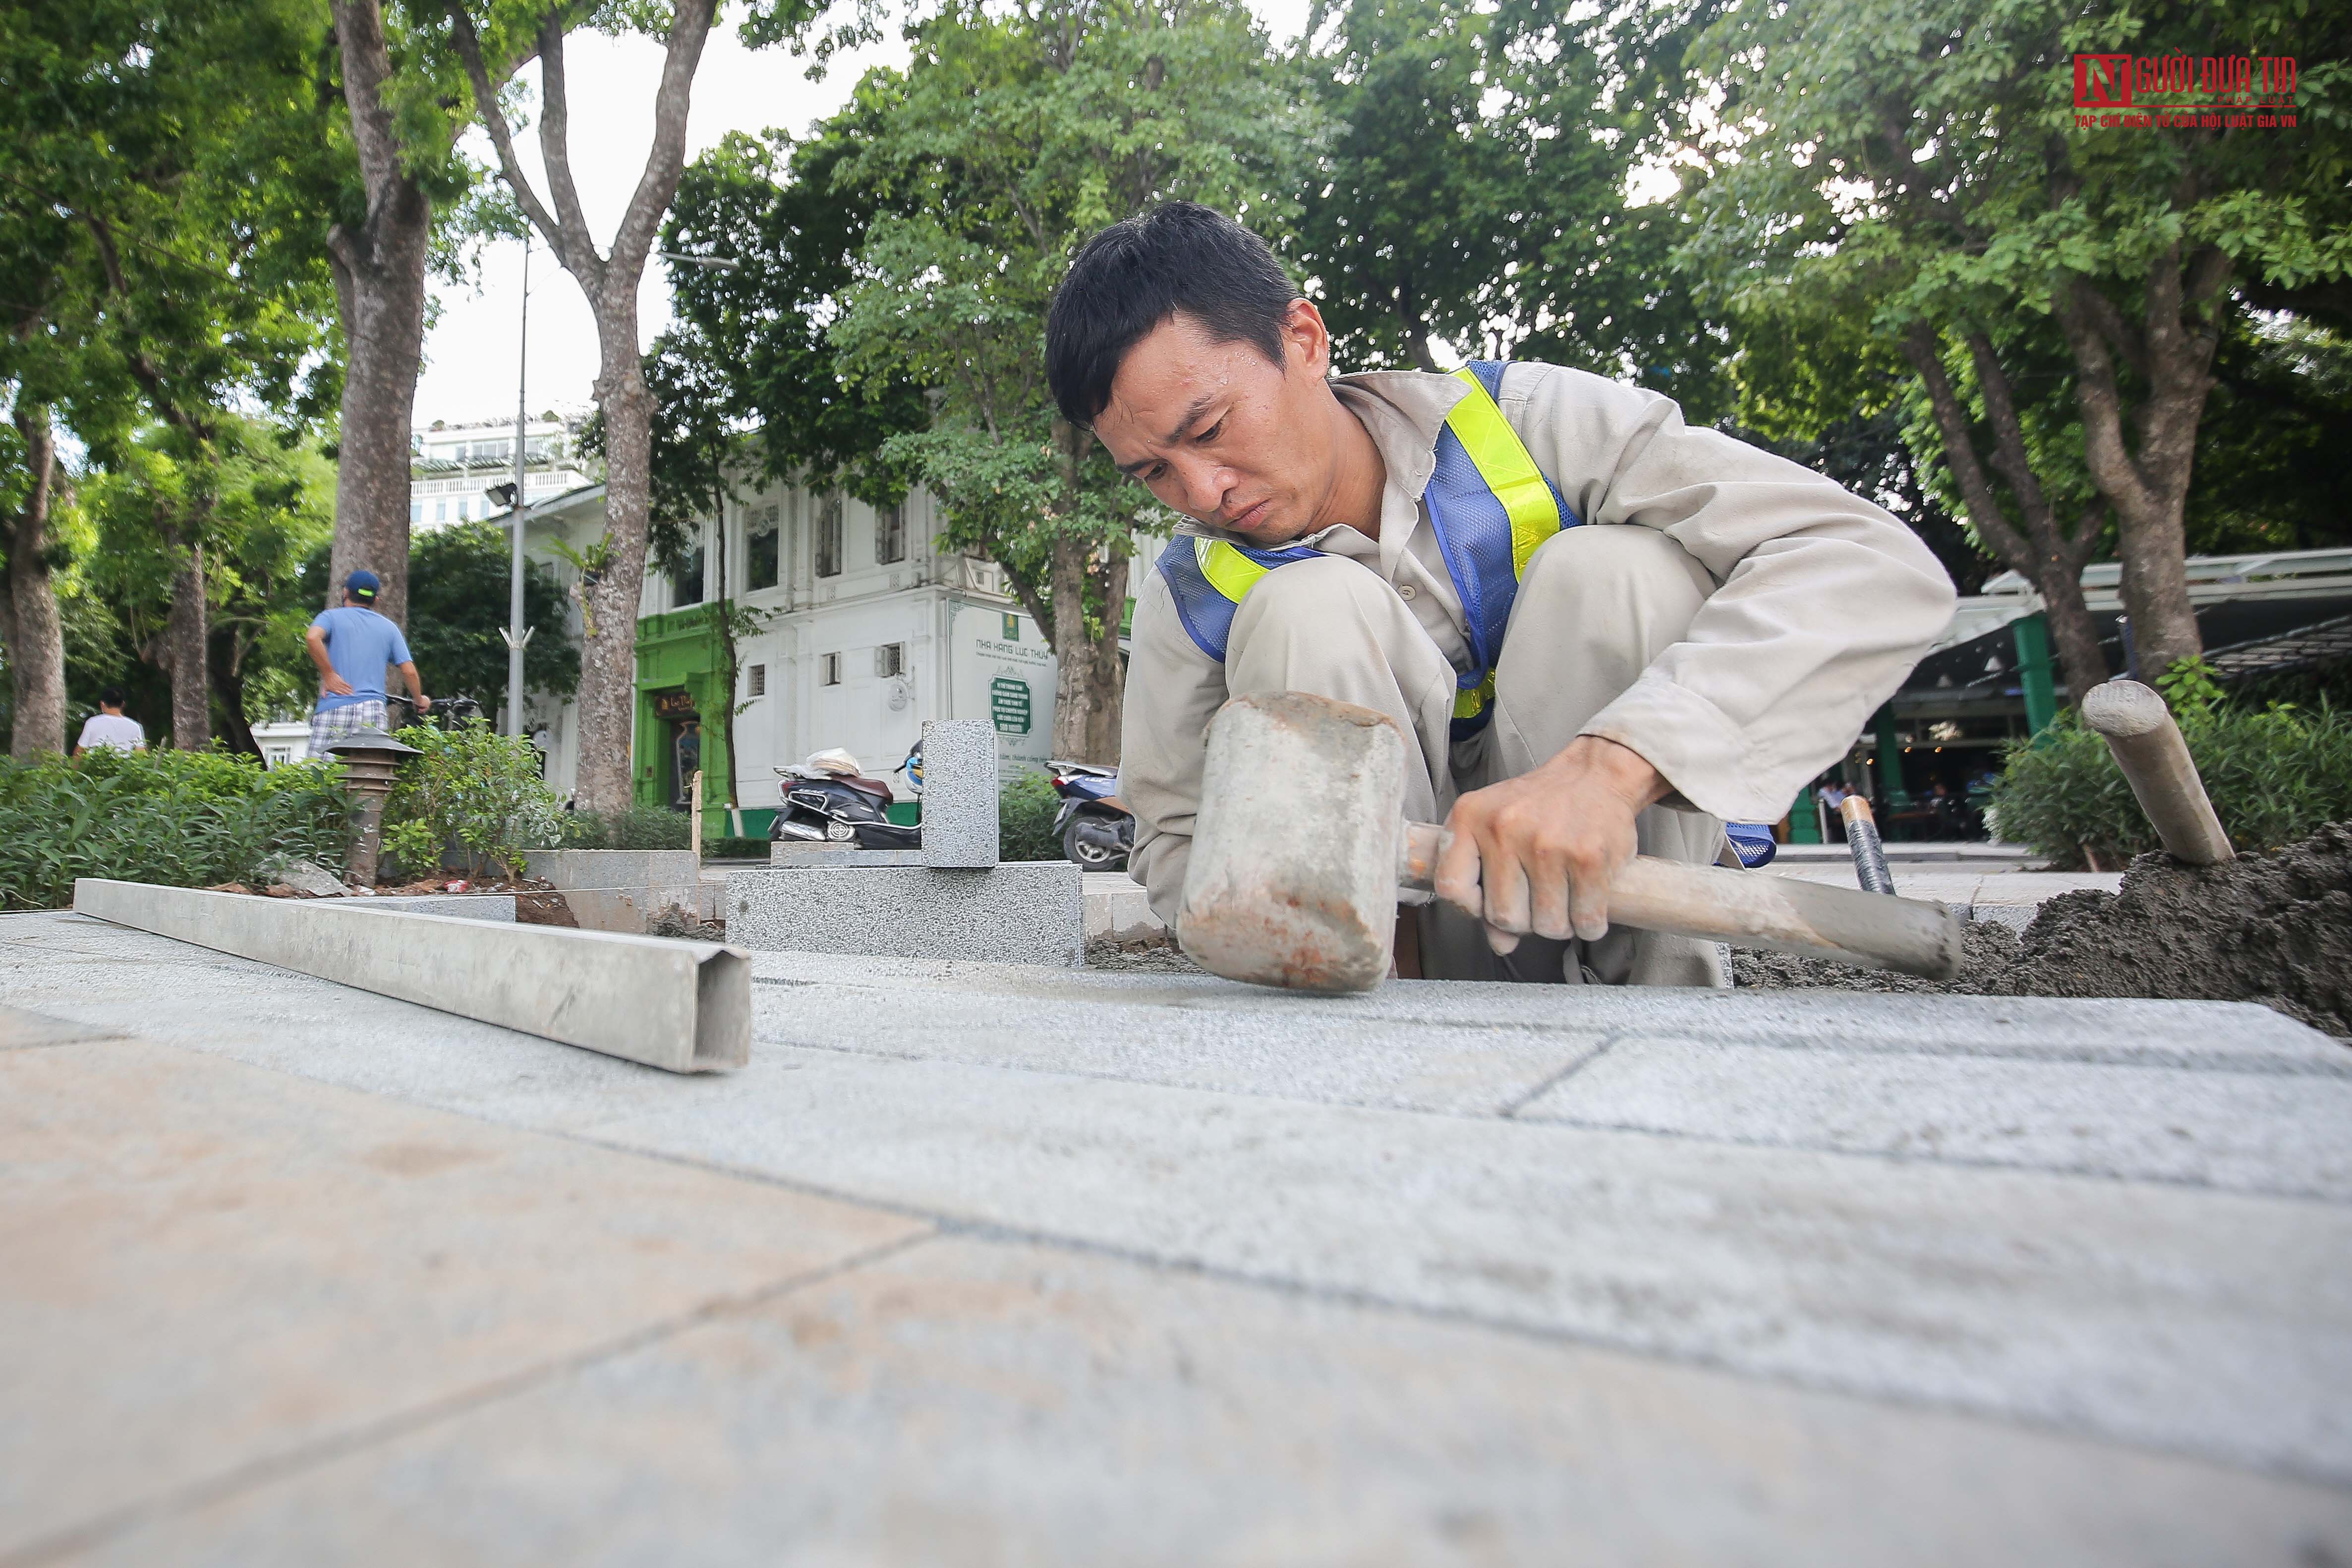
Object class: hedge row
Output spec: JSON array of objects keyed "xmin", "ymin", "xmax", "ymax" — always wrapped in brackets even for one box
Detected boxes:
[{"xmin": 1992, "ymin": 698, "xmax": 2352, "ymax": 869}]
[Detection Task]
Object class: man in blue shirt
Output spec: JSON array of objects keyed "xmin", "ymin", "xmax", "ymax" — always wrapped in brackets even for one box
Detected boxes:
[{"xmin": 305, "ymin": 570, "xmax": 430, "ymax": 753}]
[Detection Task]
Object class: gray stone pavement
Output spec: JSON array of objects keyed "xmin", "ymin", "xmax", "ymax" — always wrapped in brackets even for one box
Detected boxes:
[{"xmin": 3, "ymin": 908, "xmax": 2350, "ymax": 1564}]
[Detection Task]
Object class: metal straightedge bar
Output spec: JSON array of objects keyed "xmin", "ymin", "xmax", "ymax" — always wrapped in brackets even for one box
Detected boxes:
[{"xmin": 71, "ymin": 879, "xmax": 748, "ymax": 1073}]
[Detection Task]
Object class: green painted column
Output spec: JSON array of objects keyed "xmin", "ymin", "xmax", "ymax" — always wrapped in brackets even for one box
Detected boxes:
[
  {"xmin": 1873, "ymin": 705, "xmax": 1910, "ymax": 809},
  {"xmin": 2011, "ymin": 612, "xmax": 2058, "ymax": 739}
]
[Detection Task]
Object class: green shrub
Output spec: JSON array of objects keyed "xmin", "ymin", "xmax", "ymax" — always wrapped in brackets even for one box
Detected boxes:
[
  {"xmin": 0, "ymin": 748, "xmax": 350, "ymax": 909},
  {"xmin": 379, "ymin": 722, "xmax": 565, "ymax": 880},
  {"xmin": 702, "ymin": 835, "xmax": 769, "ymax": 859},
  {"xmin": 1991, "ymin": 677, "xmax": 2352, "ymax": 869},
  {"xmin": 998, "ymin": 770, "xmax": 1063, "ymax": 862},
  {"xmin": 548, "ymin": 803, "xmax": 690, "ymax": 850}
]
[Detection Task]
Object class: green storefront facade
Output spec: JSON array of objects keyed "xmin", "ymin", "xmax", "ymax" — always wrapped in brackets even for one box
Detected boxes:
[{"xmin": 632, "ymin": 605, "xmax": 777, "ymax": 837}]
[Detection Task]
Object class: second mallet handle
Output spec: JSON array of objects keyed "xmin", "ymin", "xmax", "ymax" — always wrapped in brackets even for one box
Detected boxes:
[
  {"xmin": 2079, "ymin": 679, "xmax": 2234, "ymax": 865},
  {"xmin": 1397, "ymin": 822, "xmax": 1963, "ymax": 980},
  {"xmin": 1839, "ymin": 795, "xmax": 1897, "ymax": 895}
]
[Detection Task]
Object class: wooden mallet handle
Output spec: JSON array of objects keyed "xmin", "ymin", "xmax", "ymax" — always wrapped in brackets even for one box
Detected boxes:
[
  {"xmin": 1399, "ymin": 823, "xmax": 1964, "ymax": 979},
  {"xmin": 2080, "ymin": 680, "xmax": 2234, "ymax": 865}
]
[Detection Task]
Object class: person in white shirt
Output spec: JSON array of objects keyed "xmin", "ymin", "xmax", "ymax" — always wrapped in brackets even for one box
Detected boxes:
[{"xmin": 74, "ymin": 689, "xmax": 147, "ymax": 756}]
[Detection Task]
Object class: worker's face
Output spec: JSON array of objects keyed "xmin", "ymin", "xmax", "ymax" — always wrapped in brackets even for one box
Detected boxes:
[{"xmin": 1092, "ymin": 301, "xmax": 1339, "ymax": 548}]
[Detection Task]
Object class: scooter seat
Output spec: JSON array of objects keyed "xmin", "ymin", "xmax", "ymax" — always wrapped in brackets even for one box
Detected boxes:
[{"xmin": 839, "ymin": 775, "xmax": 896, "ymax": 803}]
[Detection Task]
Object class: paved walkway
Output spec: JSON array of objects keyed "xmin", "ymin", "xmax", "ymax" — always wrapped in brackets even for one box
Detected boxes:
[{"xmin": 2, "ymin": 909, "xmax": 2349, "ymax": 1564}]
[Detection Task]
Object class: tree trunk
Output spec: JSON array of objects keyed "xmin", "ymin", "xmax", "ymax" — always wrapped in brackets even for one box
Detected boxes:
[
  {"xmin": 324, "ymin": 0, "xmax": 440, "ymax": 630},
  {"xmin": 5, "ymin": 409, "xmax": 67, "ymax": 758},
  {"xmin": 162, "ymin": 532, "xmax": 211, "ymax": 750},
  {"xmin": 210, "ymin": 631, "xmax": 260, "ymax": 758},
  {"xmin": 1084, "ymin": 546, "xmax": 1128, "ymax": 761},
  {"xmin": 573, "ymin": 330, "xmax": 655, "ymax": 815},
  {"xmin": 2052, "ymin": 251, "xmax": 2231, "ymax": 680},
  {"xmin": 1905, "ymin": 327, "xmax": 2111, "ymax": 703},
  {"xmin": 1047, "ymin": 534, "xmax": 1094, "ymax": 760},
  {"xmin": 325, "ymin": 191, "xmax": 430, "ymax": 628},
  {"xmin": 708, "ymin": 487, "xmax": 743, "ymax": 828},
  {"xmin": 1045, "ymin": 535, "xmax": 1130, "ymax": 764},
  {"xmin": 447, "ymin": 0, "xmax": 716, "ymax": 815},
  {"xmin": 2038, "ymin": 551, "xmax": 2109, "ymax": 705}
]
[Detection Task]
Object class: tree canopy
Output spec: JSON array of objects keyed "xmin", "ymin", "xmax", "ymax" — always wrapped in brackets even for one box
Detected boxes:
[{"xmin": 1685, "ymin": 0, "xmax": 2352, "ymax": 689}]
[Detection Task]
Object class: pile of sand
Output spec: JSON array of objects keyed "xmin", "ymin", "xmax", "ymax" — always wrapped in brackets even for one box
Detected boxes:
[{"xmin": 1734, "ymin": 823, "xmax": 2352, "ymax": 1039}]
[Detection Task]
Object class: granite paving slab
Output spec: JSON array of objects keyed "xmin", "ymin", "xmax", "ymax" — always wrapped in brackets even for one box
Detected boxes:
[
  {"xmin": 57, "ymin": 1237, "xmax": 2352, "ymax": 1568},
  {"xmin": 0, "ymin": 1034, "xmax": 922, "ymax": 1562},
  {"xmin": 582, "ymin": 1043, "xmax": 2352, "ymax": 1482},
  {"xmin": 2, "ymin": 911, "xmax": 2348, "ymax": 1563},
  {"xmin": 1518, "ymin": 1035, "xmax": 2352, "ymax": 1198}
]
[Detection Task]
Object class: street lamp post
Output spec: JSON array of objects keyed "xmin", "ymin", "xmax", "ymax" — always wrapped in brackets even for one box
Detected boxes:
[{"xmin": 502, "ymin": 239, "xmax": 534, "ymax": 737}]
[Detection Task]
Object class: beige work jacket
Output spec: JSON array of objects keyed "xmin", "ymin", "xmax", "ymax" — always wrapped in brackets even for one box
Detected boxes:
[{"xmin": 1119, "ymin": 362, "xmax": 1959, "ymax": 924}]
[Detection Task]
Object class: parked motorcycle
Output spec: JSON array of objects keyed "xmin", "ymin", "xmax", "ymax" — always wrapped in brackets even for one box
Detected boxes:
[
  {"xmin": 1049, "ymin": 760, "xmax": 1134, "ymax": 871},
  {"xmin": 769, "ymin": 749, "xmax": 920, "ymax": 850}
]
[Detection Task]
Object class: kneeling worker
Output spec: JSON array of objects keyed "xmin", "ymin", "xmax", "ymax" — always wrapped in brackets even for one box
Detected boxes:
[{"xmin": 1045, "ymin": 204, "xmax": 1957, "ymax": 985}]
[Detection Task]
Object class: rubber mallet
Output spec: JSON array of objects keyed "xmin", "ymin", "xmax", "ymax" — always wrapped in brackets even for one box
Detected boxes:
[{"xmin": 1176, "ymin": 692, "xmax": 1967, "ymax": 993}]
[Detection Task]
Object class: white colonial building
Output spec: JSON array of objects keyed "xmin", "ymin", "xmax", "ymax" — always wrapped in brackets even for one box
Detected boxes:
[
  {"xmin": 515, "ymin": 473, "xmax": 1078, "ymax": 830},
  {"xmin": 410, "ymin": 415, "xmax": 593, "ymax": 531}
]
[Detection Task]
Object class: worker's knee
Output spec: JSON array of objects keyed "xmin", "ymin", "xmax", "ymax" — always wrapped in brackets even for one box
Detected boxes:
[
  {"xmin": 1229, "ymin": 554, "xmax": 1407, "ymax": 651},
  {"xmin": 1515, "ymin": 524, "xmax": 1714, "ymax": 631}
]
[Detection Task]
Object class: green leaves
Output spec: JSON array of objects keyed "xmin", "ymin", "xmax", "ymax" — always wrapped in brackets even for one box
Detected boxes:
[
  {"xmin": 1293, "ymin": 0, "xmax": 1727, "ymax": 409},
  {"xmin": 403, "ymin": 520, "xmax": 581, "ymax": 712},
  {"xmin": 1992, "ymin": 696, "xmax": 2352, "ymax": 869},
  {"xmin": 379, "ymin": 719, "xmax": 565, "ymax": 880},
  {"xmin": 0, "ymin": 749, "xmax": 351, "ymax": 909},
  {"xmin": 811, "ymin": 0, "xmax": 1314, "ymax": 637}
]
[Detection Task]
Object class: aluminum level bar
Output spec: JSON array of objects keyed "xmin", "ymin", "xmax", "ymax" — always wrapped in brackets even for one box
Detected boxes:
[{"xmin": 72, "ymin": 880, "xmax": 748, "ymax": 1072}]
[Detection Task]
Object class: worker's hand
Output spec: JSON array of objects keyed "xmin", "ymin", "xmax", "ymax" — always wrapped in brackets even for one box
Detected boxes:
[
  {"xmin": 415, "ymin": 694, "xmax": 433, "ymax": 714},
  {"xmin": 1434, "ymin": 736, "xmax": 1669, "ymax": 953},
  {"xmin": 321, "ymin": 672, "xmax": 355, "ymax": 697}
]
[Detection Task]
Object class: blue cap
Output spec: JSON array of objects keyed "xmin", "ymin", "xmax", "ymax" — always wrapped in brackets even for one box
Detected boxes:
[{"xmin": 345, "ymin": 570, "xmax": 380, "ymax": 599}]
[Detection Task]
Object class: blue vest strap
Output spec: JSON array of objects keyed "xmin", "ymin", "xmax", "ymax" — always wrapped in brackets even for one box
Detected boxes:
[{"xmin": 1155, "ymin": 534, "xmax": 1321, "ymax": 662}]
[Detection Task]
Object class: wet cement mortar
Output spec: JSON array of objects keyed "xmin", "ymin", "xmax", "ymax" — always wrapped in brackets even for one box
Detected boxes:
[
  {"xmin": 1734, "ymin": 822, "xmax": 2352, "ymax": 1040},
  {"xmin": 1096, "ymin": 824, "xmax": 2352, "ymax": 1040}
]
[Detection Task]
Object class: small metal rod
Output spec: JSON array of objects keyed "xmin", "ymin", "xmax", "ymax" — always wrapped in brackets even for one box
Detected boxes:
[{"xmin": 1839, "ymin": 796, "xmax": 1897, "ymax": 895}]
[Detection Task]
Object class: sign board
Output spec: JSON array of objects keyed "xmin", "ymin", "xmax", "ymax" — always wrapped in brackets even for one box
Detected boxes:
[
  {"xmin": 650, "ymin": 688, "xmax": 698, "ymax": 720},
  {"xmin": 952, "ymin": 601, "xmax": 1055, "ymax": 780},
  {"xmin": 989, "ymin": 676, "xmax": 1032, "ymax": 735}
]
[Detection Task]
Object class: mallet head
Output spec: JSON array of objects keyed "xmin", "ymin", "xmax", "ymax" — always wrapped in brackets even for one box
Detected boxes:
[{"xmin": 1176, "ymin": 693, "xmax": 1411, "ymax": 993}]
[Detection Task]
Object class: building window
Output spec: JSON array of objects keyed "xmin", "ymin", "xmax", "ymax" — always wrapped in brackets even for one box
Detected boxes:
[
  {"xmin": 409, "ymin": 502, "xmax": 423, "ymax": 524},
  {"xmin": 435, "ymin": 500, "xmax": 448, "ymax": 523},
  {"xmin": 875, "ymin": 501, "xmax": 905, "ymax": 565},
  {"xmin": 814, "ymin": 493, "xmax": 843, "ymax": 579},
  {"xmin": 875, "ymin": 642, "xmax": 905, "ymax": 679},
  {"xmin": 820, "ymin": 652, "xmax": 841, "ymax": 687},
  {"xmin": 746, "ymin": 663, "xmax": 767, "ymax": 697},
  {"xmin": 675, "ymin": 546, "xmax": 704, "ymax": 606},
  {"xmin": 747, "ymin": 505, "xmax": 780, "ymax": 590}
]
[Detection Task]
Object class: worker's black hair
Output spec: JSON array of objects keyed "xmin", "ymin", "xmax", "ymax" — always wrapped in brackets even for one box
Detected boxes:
[
  {"xmin": 99, "ymin": 686, "xmax": 125, "ymax": 708},
  {"xmin": 1045, "ymin": 203, "xmax": 1299, "ymax": 428}
]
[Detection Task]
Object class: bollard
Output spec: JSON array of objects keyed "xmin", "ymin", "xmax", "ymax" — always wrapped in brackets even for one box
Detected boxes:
[
  {"xmin": 919, "ymin": 718, "xmax": 1000, "ymax": 868},
  {"xmin": 2080, "ymin": 680, "xmax": 2235, "ymax": 865},
  {"xmin": 326, "ymin": 727, "xmax": 421, "ymax": 889}
]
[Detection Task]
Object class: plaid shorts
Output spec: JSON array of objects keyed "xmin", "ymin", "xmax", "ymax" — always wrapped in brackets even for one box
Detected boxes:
[{"xmin": 309, "ymin": 698, "xmax": 389, "ymax": 755}]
